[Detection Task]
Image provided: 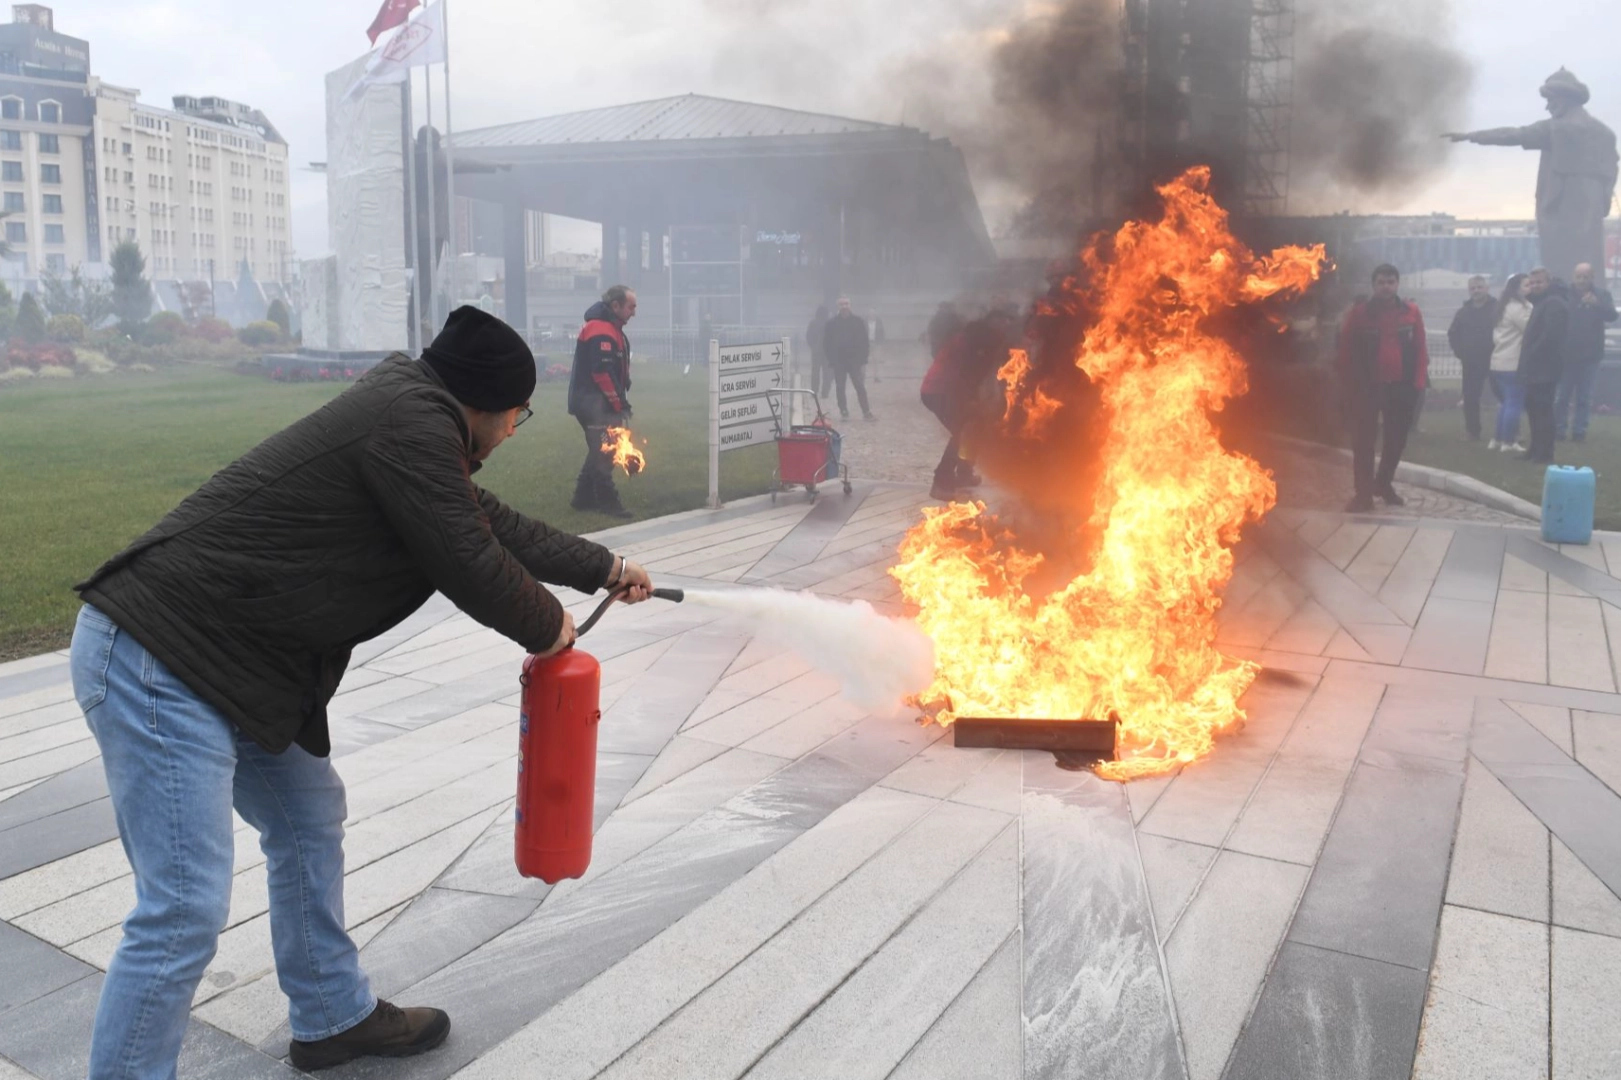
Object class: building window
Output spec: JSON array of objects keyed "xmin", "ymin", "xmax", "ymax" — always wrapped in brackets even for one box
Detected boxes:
[
  {"xmin": 45, "ymin": 253, "xmax": 64, "ymax": 273},
  {"xmin": 3, "ymin": 192, "xmax": 21, "ymax": 212},
  {"xmin": 40, "ymin": 164, "xmax": 60, "ymax": 184},
  {"xmin": 2, "ymin": 162, "xmax": 21, "ymax": 182},
  {"xmin": 0, "ymin": 131, "xmax": 18, "ymax": 151},
  {"xmin": 43, "ymin": 223, "xmax": 63, "ymax": 244},
  {"xmin": 37, "ymin": 101, "xmax": 59, "ymax": 124},
  {"xmin": 5, "ymin": 221, "xmax": 24, "ymax": 243},
  {"xmin": 121, "ymin": 142, "xmax": 131, "ymax": 155},
  {"xmin": 0, "ymin": 98, "xmax": 19, "ymax": 121},
  {"xmin": 37, "ymin": 133, "xmax": 57, "ymax": 154},
  {"xmin": 42, "ymin": 194, "xmax": 60, "ymax": 213}
]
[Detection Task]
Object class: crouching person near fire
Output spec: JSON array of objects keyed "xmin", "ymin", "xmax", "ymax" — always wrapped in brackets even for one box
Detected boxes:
[
  {"xmin": 69, "ymin": 306, "xmax": 652, "ymax": 1076},
  {"xmin": 1336, "ymin": 263, "xmax": 1430, "ymax": 512}
]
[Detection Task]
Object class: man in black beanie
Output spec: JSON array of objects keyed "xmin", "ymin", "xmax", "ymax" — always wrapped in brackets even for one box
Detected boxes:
[{"xmin": 67, "ymin": 306, "xmax": 653, "ymax": 1076}]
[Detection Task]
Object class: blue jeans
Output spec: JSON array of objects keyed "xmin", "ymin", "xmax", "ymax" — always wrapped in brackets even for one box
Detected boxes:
[
  {"xmin": 70, "ymin": 605, "xmax": 373, "ymax": 1079},
  {"xmin": 1555, "ymin": 360, "xmax": 1600, "ymax": 439},
  {"xmin": 1492, "ymin": 371, "xmax": 1525, "ymax": 443}
]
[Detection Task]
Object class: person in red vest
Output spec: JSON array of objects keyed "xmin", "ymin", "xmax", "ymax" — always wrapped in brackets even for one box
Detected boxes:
[
  {"xmin": 568, "ymin": 285, "xmax": 637, "ymax": 518},
  {"xmin": 1336, "ymin": 264, "xmax": 1430, "ymax": 512}
]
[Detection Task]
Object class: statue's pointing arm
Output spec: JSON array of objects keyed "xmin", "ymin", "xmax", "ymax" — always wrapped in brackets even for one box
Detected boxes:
[{"xmin": 1449, "ymin": 120, "xmax": 1552, "ymax": 149}]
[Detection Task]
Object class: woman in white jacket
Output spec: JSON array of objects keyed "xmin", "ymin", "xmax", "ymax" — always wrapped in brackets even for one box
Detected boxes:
[{"xmin": 1489, "ymin": 273, "xmax": 1531, "ymax": 452}]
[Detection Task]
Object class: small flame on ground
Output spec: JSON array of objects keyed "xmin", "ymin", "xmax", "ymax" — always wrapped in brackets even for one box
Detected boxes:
[
  {"xmin": 601, "ymin": 427, "xmax": 647, "ymax": 476},
  {"xmin": 891, "ymin": 167, "xmax": 1325, "ymax": 781}
]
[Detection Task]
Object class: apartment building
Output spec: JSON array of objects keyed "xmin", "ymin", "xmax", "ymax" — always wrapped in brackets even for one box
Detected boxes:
[{"xmin": 0, "ymin": 4, "xmax": 291, "ymax": 284}]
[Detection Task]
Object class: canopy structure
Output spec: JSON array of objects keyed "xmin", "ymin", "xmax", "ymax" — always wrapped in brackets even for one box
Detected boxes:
[{"xmin": 448, "ymin": 94, "xmax": 995, "ymax": 330}]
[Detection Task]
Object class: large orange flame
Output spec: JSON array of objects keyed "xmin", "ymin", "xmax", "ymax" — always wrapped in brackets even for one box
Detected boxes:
[
  {"xmin": 601, "ymin": 427, "xmax": 647, "ymax": 476},
  {"xmin": 891, "ymin": 167, "xmax": 1324, "ymax": 781}
]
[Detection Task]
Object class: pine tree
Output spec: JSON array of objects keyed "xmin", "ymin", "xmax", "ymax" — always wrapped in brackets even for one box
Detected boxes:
[
  {"xmin": 110, "ymin": 239, "xmax": 152, "ymax": 333},
  {"xmin": 15, "ymin": 290, "xmax": 46, "ymax": 343}
]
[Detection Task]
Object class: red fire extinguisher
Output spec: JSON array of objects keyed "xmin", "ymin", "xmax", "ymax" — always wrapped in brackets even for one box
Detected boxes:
[{"xmin": 515, "ymin": 586, "xmax": 683, "ymax": 883}]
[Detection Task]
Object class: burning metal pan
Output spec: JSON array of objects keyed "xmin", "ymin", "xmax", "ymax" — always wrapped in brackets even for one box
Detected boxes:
[{"xmin": 952, "ymin": 715, "xmax": 1120, "ymax": 772}]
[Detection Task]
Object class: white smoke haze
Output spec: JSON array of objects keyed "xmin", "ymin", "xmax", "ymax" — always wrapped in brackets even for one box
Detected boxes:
[{"xmin": 681, "ymin": 588, "xmax": 935, "ymax": 715}]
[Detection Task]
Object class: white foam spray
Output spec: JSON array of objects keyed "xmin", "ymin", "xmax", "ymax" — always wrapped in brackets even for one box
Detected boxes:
[{"xmin": 682, "ymin": 588, "xmax": 935, "ymax": 715}]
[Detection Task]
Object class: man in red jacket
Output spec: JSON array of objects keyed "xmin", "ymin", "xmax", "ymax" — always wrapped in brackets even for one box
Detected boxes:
[
  {"xmin": 1336, "ymin": 264, "xmax": 1430, "ymax": 512},
  {"xmin": 568, "ymin": 285, "xmax": 637, "ymax": 518}
]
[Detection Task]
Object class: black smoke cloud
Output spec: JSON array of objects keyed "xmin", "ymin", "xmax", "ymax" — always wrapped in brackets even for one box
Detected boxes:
[
  {"xmin": 1286, "ymin": 0, "xmax": 1474, "ymax": 207},
  {"xmin": 696, "ymin": 0, "xmax": 1474, "ymax": 227}
]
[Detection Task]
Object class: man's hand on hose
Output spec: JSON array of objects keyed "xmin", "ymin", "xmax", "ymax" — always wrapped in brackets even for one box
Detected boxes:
[
  {"xmin": 537, "ymin": 610, "xmax": 577, "ymax": 657},
  {"xmin": 616, "ymin": 558, "xmax": 653, "ymax": 603}
]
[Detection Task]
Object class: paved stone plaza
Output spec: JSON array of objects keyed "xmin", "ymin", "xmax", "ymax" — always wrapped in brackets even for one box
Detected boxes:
[{"xmin": 3, "ymin": 474, "xmax": 1621, "ymax": 1079}]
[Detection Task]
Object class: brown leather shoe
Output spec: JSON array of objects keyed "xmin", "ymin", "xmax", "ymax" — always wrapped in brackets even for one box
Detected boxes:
[{"xmin": 288, "ymin": 1000, "xmax": 450, "ymax": 1071}]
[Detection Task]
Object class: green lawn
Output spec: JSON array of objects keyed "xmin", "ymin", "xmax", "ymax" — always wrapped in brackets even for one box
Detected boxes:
[
  {"xmin": 1403, "ymin": 404, "xmax": 1621, "ymax": 529},
  {"xmin": 0, "ymin": 364, "xmax": 775, "ymax": 660}
]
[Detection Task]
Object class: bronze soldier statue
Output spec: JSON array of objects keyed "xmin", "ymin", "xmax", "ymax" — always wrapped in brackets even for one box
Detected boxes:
[{"xmin": 1448, "ymin": 69, "xmax": 1618, "ymax": 282}]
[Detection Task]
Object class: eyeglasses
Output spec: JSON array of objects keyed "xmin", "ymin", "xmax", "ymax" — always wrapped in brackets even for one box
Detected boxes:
[{"xmin": 513, "ymin": 406, "xmax": 533, "ymax": 428}]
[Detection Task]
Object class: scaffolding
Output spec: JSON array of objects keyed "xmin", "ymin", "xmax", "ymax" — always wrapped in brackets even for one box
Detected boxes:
[{"xmin": 1243, "ymin": 0, "xmax": 1295, "ymax": 216}]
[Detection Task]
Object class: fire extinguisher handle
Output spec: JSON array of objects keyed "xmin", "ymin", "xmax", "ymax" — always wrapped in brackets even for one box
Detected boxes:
[{"xmin": 573, "ymin": 586, "xmax": 687, "ymax": 641}]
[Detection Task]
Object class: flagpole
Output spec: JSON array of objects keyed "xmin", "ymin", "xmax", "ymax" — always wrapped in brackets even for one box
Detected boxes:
[
  {"xmin": 441, "ymin": 0, "xmax": 458, "ymax": 318},
  {"xmin": 401, "ymin": 73, "xmax": 420, "ymax": 354},
  {"xmin": 423, "ymin": 62, "xmax": 439, "ymax": 335}
]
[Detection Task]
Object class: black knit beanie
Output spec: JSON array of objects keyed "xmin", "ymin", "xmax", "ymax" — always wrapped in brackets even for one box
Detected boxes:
[{"xmin": 421, "ymin": 307, "xmax": 536, "ymax": 412}]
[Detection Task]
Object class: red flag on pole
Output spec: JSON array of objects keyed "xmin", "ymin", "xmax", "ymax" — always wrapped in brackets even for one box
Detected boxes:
[{"xmin": 366, "ymin": 0, "xmax": 420, "ymax": 44}]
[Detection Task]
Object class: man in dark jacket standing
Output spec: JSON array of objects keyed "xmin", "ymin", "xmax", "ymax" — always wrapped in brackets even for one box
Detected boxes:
[
  {"xmin": 1447, "ymin": 275, "xmax": 1498, "ymax": 440},
  {"xmin": 823, "ymin": 296, "xmax": 875, "ymax": 421},
  {"xmin": 1554, "ymin": 262, "xmax": 1617, "ymax": 442},
  {"xmin": 1520, "ymin": 267, "xmax": 1572, "ymax": 461},
  {"xmin": 568, "ymin": 285, "xmax": 637, "ymax": 517},
  {"xmin": 70, "ymin": 307, "xmax": 653, "ymax": 1076},
  {"xmin": 1336, "ymin": 264, "xmax": 1430, "ymax": 512}
]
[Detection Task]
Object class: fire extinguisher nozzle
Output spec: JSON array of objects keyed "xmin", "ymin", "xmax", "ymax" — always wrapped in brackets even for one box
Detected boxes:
[{"xmin": 652, "ymin": 587, "xmax": 685, "ymax": 603}]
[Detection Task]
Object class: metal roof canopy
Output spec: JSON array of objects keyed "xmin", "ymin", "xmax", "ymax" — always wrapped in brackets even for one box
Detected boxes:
[
  {"xmin": 451, "ymin": 93, "xmax": 924, "ymax": 159},
  {"xmin": 445, "ymin": 94, "xmax": 994, "ymax": 327}
]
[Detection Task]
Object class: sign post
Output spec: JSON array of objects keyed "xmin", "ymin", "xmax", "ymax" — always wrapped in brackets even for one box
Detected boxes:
[
  {"xmin": 708, "ymin": 338, "xmax": 721, "ymax": 509},
  {"xmin": 707, "ymin": 339, "xmax": 789, "ymax": 508}
]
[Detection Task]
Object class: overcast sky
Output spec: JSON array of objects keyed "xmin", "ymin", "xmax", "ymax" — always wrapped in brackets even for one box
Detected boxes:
[{"xmin": 55, "ymin": 0, "xmax": 1620, "ymax": 261}]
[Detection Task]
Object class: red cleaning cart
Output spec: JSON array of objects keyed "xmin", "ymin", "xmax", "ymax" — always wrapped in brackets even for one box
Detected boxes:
[{"xmin": 765, "ymin": 388, "xmax": 852, "ymax": 503}]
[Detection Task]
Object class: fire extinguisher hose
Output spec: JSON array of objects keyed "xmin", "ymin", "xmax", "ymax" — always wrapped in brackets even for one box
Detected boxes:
[{"xmin": 575, "ymin": 585, "xmax": 686, "ymax": 639}]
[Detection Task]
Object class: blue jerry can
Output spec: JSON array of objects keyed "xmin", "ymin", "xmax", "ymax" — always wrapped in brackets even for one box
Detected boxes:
[{"xmin": 1541, "ymin": 465, "xmax": 1596, "ymax": 545}]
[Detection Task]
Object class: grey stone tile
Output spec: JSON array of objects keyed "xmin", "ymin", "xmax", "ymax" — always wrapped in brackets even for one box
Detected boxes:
[
  {"xmin": 1551, "ymin": 926, "xmax": 1621, "ymax": 1079},
  {"xmin": 347, "ymin": 723, "xmax": 911, "ymax": 1079},
  {"xmin": 1553, "ymin": 836, "xmax": 1621, "ymax": 937},
  {"xmin": 0, "ymin": 799, "xmax": 118, "ymax": 881},
  {"xmin": 609, "ymin": 809, "xmax": 1014, "ymax": 1080},
  {"xmin": 742, "ymin": 487, "xmax": 871, "ymax": 581},
  {"xmin": 1480, "ymin": 759, "xmax": 1621, "ymax": 904},
  {"xmin": 0, "ymin": 664, "xmax": 69, "ymax": 702},
  {"xmin": 1164, "ymin": 852, "xmax": 1309, "ymax": 1080},
  {"xmin": 357, "ymin": 812, "xmax": 806, "ymax": 1078},
  {"xmin": 0, "ymin": 920, "xmax": 94, "ymax": 1017},
  {"xmin": 1023, "ymin": 771, "xmax": 1187, "ymax": 1080},
  {"xmin": 1221, "ymin": 942, "xmax": 1428, "ymax": 1080},
  {"xmin": 1429, "ymin": 529, "xmax": 1505, "ymax": 603},
  {"xmin": 1360, "ymin": 684, "xmax": 1473, "ymax": 767},
  {"xmin": 1411, "ymin": 905, "xmax": 1548, "ymax": 1080},
  {"xmin": 0, "ymin": 972, "xmax": 298, "ymax": 1080},
  {"xmin": 1287, "ymin": 759, "xmax": 1465, "ymax": 970},
  {"xmin": 1444, "ymin": 758, "xmax": 1549, "ymax": 922},
  {"xmin": 0, "ymin": 760, "xmax": 106, "ymax": 833},
  {"xmin": 1401, "ymin": 598, "xmax": 1495, "ymax": 675},
  {"xmin": 1509, "ymin": 534, "xmax": 1621, "ymax": 608},
  {"xmin": 888, "ymin": 932, "xmax": 1021, "ymax": 1080},
  {"xmin": 595, "ymin": 631, "xmax": 749, "ymax": 756},
  {"xmin": 1138, "ymin": 834, "xmax": 1217, "ymax": 942},
  {"xmin": 1253, "ymin": 518, "xmax": 1406, "ymax": 628},
  {"xmin": 255, "ymin": 887, "xmax": 540, "ymax": 1054},
  {"xmin": 1324, "ymin": 657, "xmax": 1621, "ymax": 718}
]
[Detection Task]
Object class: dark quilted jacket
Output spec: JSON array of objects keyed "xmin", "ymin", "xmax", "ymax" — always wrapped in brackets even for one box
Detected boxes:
[{"xmin": 75, "ymin": 355, "xmax": 615, "ymax": 756}]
